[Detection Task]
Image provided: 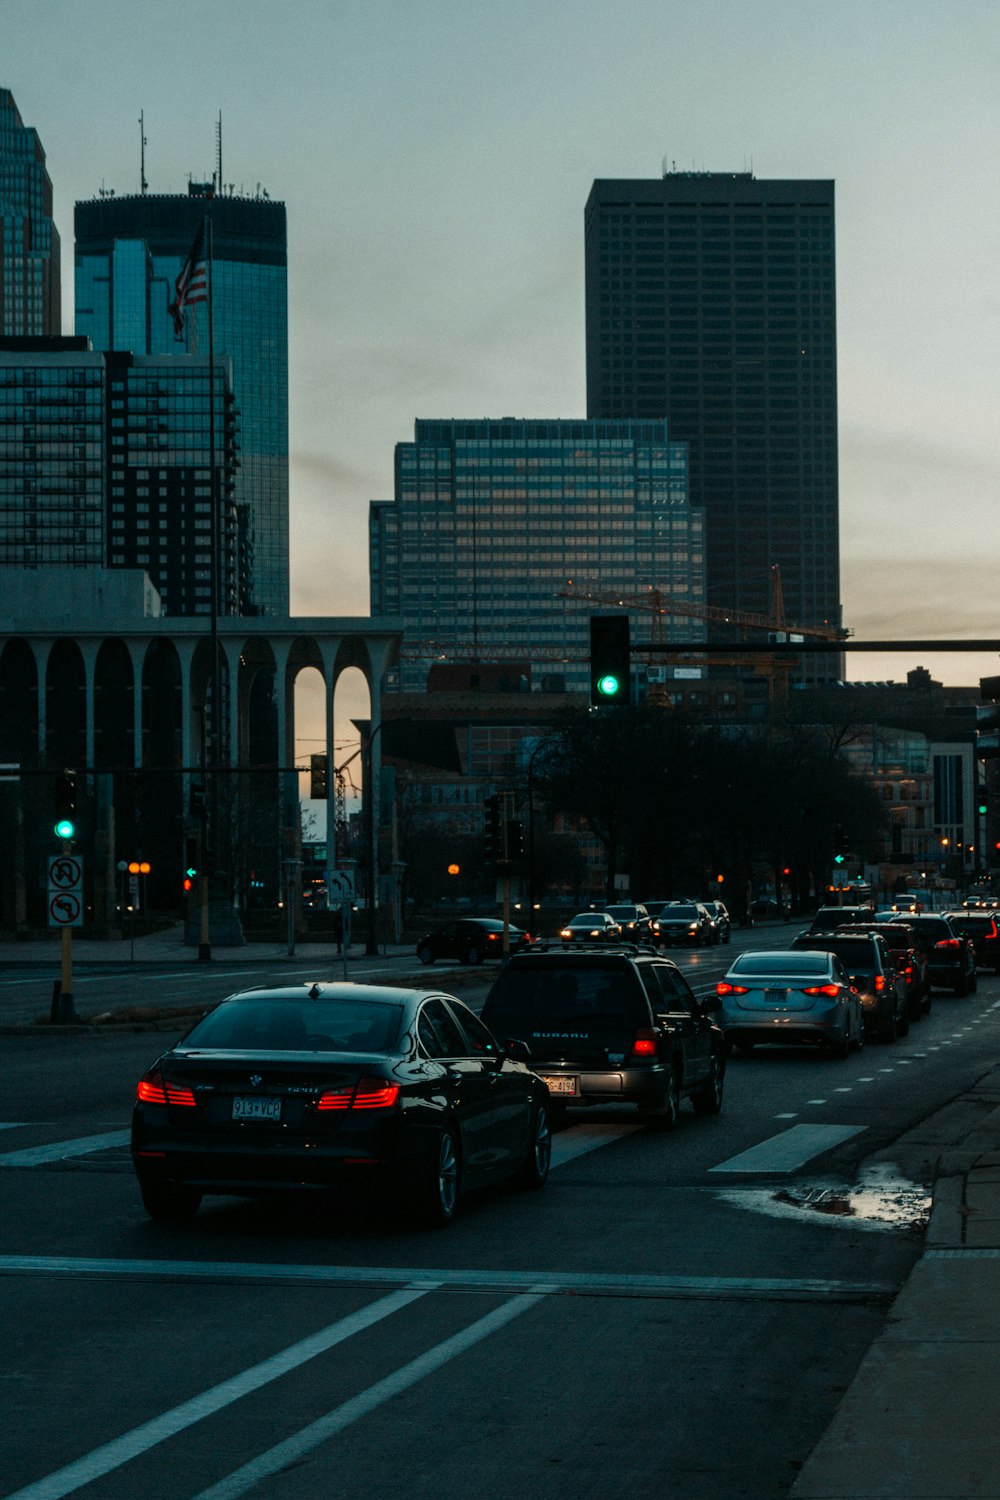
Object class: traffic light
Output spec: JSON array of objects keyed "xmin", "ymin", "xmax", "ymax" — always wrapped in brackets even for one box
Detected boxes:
[
  {"xmin": 833, "ymin": 825, "xmax": 847, "ymax": 864},
  {"xmin": 978, "ymin": 791, "xmax": 989, "ymax": 818},
  {"xmin": 53, "ymin": 772, "xmax": 76, "ymax": 840},
  {"xmin": 310, "ymin": 753, "xmax": 329, "ymax": 800},
  {"xmin": 484, "ymin": 794, "xmax": 502, "ymax": 866},
  {"xmin": 190, "ymin": 781, "xmax": 207, "ymax": 817},
  {"xmin": 506, "ymin": 819, "xmax": 524, "ymax": 863},
  {"xmin": 184, "ymin": 836, "xmax": 199, "ymax": 884},
  {"xmin": 589, "ymin": 615, "xmax": 631, "ymax": 706}
]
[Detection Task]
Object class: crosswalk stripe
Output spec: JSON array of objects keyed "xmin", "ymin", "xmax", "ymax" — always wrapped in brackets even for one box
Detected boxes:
[
  {"xmin": 0, "ymin": 1130, "xmax": 129, "ymax": 1167},
  {"xmin": 709, "ymin": 1123, "xmax": 865, "ymax": 1174}
]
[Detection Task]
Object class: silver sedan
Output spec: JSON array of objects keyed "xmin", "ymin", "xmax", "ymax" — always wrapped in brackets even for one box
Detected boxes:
[{"xmin": 707, "ymin": 948, "xmax": 864, "ymax": 1059}]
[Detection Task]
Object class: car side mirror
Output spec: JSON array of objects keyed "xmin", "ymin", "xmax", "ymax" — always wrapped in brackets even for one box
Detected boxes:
[
  {"xmin": 701, "ymin": 995, "xmax": 722, "ymax": 1014},
  {"xmin": 504, "ymin": 1037, "xmax": 531, "ymax": 1062}
]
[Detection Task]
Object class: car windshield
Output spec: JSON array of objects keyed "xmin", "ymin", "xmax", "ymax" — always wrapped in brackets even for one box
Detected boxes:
[
  {"xmin": 801, "ymin": 937, "xmax": 877, "ymax": 967},
  {"xmin": 568, "ymin": 913, "xmax": 607, "ymax": 925},
  {"xmin": 182, "ymin": 997, "xmax": 403, "ymax": 1053},
  {"xmin": 662, "ymin": 905, "xmax": 698, "ymax": 919},
  {"xmin": 731, "ymin": 952, "xmax": 830, "ymax": 976},
  {"xmin": 605, "ymin": 906, "xmax": 637, "ymax": 919}
]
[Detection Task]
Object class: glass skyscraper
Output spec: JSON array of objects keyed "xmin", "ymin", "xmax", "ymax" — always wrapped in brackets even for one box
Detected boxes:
[
  {"xmin": 370, "ymin": 417, "xmax": 701, "ymax": 695},
  {"xmin": 74, "ymin": 190, "xmax": 288, "ymax": 615},
  {"xmin": 0, "ymin": 89, "xmax": 61, "ymax": 337},
  {"xmin": 585, "ymin": 171, "xmax": 840, "ymax": 657}
]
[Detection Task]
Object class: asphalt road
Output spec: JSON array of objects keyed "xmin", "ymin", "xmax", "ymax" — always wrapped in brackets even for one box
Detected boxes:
[{"xmin": 1, "ymin": 941, "xmax": 997, "ymax": 1498}]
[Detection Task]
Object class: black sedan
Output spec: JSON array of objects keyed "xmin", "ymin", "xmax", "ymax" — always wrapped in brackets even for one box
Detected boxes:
[
  {"xmin": 416, "ymin": 917, "xmax": 531, "ymax": 965},
  {"xmin": 132, "ymin": 982, "xmax": 551, "ymax": 1228}
]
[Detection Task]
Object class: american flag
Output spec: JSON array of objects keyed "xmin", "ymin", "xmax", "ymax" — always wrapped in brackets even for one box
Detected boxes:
[{"xmin": 169, "ymin": 223, "xmax": 208, "ymax": 339}]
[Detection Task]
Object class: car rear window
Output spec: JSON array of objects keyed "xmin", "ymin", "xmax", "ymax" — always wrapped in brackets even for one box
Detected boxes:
[
  {"xmin": 800, "ymin": 937, "xmax": 878, "ymax": 968},
  {"xmin": 484, "ymin": 964, "xmax": 645, "ymax": 1028},
  {"xmin": 732, "ymin": 952, "xmax": 830, "ymax": 976},
  {"xmin": 182, "ymin": 998, "xmax": 403, "ymax": 1053}
]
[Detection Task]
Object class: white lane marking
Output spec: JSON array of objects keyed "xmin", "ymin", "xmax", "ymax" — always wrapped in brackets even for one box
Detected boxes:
[
  {"xmin": 709, "ymin": 1123, "xmax": 865, "ymax": 1175},
  {"xmin": 0, "ymin": 1130, "xmax": 130, "ymax": 1167},
  {"xmin": 0, "ymin": 1122, "xmax": 28, "ymax": 1131},
  {"xmin": 857, "ymin": 1077, "xmax": 875, "ymax": 1082},
  {"xmin": 805, "ymin": 1098, "xmax": 826, "ymax": 1105},
  {"xmin": 0, "ymin": 1287, "xmax": 430, "ymax": 1500},
  {"xmin": 896, "ymin": 1060, "xmax": 913, "ymax": 1066},
  {"xmin": 833, "ymin": 1087, "xmax": 852, "ymax": 1093},
  {"xmin": 774, "ymin": 1112, "xmax": 798, "ymax": 1119},
  {"xmin": 0, "ymin": 1255, "xmax": 892, "ymax": 1300},
  {"xmin": 190, "ymin": 1291, "xmax": 551, "ymax": 1500},
  {"xmin": 550, "ymin": 1122, "xmax": 642, "ymax": 1166}
]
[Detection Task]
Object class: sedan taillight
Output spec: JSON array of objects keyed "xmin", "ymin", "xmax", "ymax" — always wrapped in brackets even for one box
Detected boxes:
[
  {"xmin": 935, "ymin": 938, "xmax": 961, "ymax": 951},
  {"xmin": 317, "ymin": 1078, "xmax": 400, "ymax": 1111},
  {"xmin": 136, "ymin": 1073, "xmax": 196, "ymax": 1107},
  {"xmin": 716, "ymin": 981, "xmax": 749, "ymax": 996},
  {"xmin": 802, "ymin": 984, "xmax": 842, "ymax": 998}
]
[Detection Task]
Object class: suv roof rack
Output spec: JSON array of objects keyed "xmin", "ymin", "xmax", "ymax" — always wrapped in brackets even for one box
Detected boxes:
[{"xmin": 522, "ymin": 939, "xmax": 660, "ymax": 956}]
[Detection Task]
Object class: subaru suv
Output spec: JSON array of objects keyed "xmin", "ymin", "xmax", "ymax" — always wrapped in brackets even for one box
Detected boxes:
[{"xmin": 481, "ymin": 943, "xmax": 726, "ymax": 1128}]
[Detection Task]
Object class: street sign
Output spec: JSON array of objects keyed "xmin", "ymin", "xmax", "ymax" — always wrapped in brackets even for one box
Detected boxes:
[
  {"xmin": 48, "ymin": 854, "xmax": 83, "ymax": 891},
  {"xmin": 48, "ymin": 855, "xmax": 84, "ymax": 927},
  {"xmin": 48, "ymin": 891, "xmax": 83, "ymax": 927},
  {"xmin": 328, "ymin": 870, "xmax": 355, "ymax": 900}
]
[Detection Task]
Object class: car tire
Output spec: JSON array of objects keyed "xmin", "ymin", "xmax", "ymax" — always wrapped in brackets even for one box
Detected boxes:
[
  {"xmin": 922, "ymin": 990, "xmax": 933, "ymax": 1015},
  {"xmin": 417, "ymin": 944, "xmax": 435, "ymax": 966},
  {"xmin": 897, "ymin": 1003, "xmax": 910, "ymax": 1038},
  {"xmin": 414, "ymin": 1128, "xmax": 460, "ymax": 1228},
  {"xmin": 513, "ymin": 1102, "xmax": 551, "ymax": 1190},
  {"xmin": 852, "ymin": 1014, "xmax": 865, "ymax": 1052},
  {"xmin": 734, "ymin": 1039, "xmax": 755, "ymax": 1056},
  {"xmin": 968, "ymin": 969, "xmax": 978, "ymax": 994},
  {"xmin": 640, "ymin": 1068, "xmax": 680, "ymax": 1129},
  {"xmin": 954, "ymin": 973, "xmax": 969, "ymax": 997},
  {"xmin": 465, "ymin": 944, "xmax": 483, "ymax": 965},
  {"xmin": 692, "ymin": 1055, "xmax": 725, "ymax": 1115},
  {"xmin": 880, "ymin": 1007, "xmax": 898, "ymax": 1043},
  {"xmin": 139, "ymin": 1179, "xmax": 202, "ymax": 1223},
  {"xmin": 833, "ymin": 1024, "xmax": 851, "ymax": 1060}
]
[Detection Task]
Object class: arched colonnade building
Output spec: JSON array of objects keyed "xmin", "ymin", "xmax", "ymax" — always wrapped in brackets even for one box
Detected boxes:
[{"xmin": 0, "ymin": 571, "xmax": 403, "ymax": 929}]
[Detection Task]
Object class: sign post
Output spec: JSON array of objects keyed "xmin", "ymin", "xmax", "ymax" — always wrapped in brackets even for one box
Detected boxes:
[{"xmin": 48, "ymin": 853, "xmax": 83, "ymax": 1022}]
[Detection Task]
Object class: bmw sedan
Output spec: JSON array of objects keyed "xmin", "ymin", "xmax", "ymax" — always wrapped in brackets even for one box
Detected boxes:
[
  {"xmin": 132, "ymin": 982, "xmax": 551, "ymax": 1228},
  {"xmin": 709, "ymin": 949, "xmax": 864, "ymax": 1058},
  {"xmin": 416, "ymin": 916, "xmax": 531, "ymax": 966}
]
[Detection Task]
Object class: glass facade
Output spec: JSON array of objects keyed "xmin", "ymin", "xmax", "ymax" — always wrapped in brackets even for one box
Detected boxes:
[
  {"xmin": 0, "ymin": 90, "xmax": 61, "ymax": 337},
  {"xmin": 0, "ymin": 341, "xmax": 240, "ymax": 614},
  {"xmin": 74, "ymin": 193, "xmax": 288, "ymax": 615},
  {"xmin": 585, "ymin": 172, "xmax": 840, "ymax": 669},
  {"xmin": 370, "ymin": 417, "xmax": 701, "ymax": 694}
]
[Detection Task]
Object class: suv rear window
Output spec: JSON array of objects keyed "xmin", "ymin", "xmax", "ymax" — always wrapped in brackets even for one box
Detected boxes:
[
  {"xmin": 799, "ymin": 936, "xmax": 880, "ymax": 968},
  {"xmin": 483, "ymin": 962, "xmax": 646, "ymax": 1030}
]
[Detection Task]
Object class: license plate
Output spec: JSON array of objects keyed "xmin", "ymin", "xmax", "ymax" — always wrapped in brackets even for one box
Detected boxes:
[
  {"xmin": 540, "ymin": 1075, "xmax": 577, "ymax": 1096},
  {"xmin": 764, "ymin": 988, "xmax": 788, "ymax": 1004},
  {"xmin": 233, "ymin": 1096, "xmax": 281, "ymax": 1121}
]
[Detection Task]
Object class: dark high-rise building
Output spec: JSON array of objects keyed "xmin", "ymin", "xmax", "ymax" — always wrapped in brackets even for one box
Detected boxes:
[
  {"xmin": 585, "ymin": 171, "xmax": 840, "ymax": 653},
  {"xmin": 0, "ymin": 89, "xmax": 61, "ymax": 336},
  {"xmin": 0, "ymin": 337, "xmax": 241, "ymax": 615},
  {"xmin": 74, "ymin": 189, "xmax": 288, "ymax": 615}
]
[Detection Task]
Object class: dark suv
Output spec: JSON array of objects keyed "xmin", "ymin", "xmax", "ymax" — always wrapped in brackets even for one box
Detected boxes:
[
  {"xmin": 837, "ymin": 922, "xmax": 931, "ymax": 1020},
  {"xmin": 802, "ymin": 905, "xmax": 876, "ymax": 936},
  {"xmin": 791, "ymin": 930, "xmax": 909, "ymax": 1041},
  {"xmin": 890, "ymin": 913, "xmax": 977, "ymax": 995},
  {"xmin": 481, "ymin": 944, "xmax": 726, "ymax": 1128}
]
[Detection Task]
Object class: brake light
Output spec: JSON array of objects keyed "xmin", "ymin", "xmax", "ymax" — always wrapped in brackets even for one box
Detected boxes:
[
  {"xmin": 136, "ymin": 1074, "xmax": 196, "ymax": 1107},
  {"xmin": 716, "ymin": 981, "xmax": 750, "ymax": 996},
  {"xmin": 632, "ymin": 1030, "xmax": 658, "ymax": 1058},
  {"xmin": 874, "ymin": 975, "xmax": 885, "ymax": 992},
  {"xmin": 803, "ymin": 984, "xmax": 841, "ymax": 998},
  {"xmin": 317, "ymin": 1079, "xmax": 400, "ymax": 1111},
  {"xmin": 487, "ymin": 932, "xmax": 499, "ymax": 942},
  {"xmin": 935, "ymin": 938, "xmax": 961, "ymax": 951}
]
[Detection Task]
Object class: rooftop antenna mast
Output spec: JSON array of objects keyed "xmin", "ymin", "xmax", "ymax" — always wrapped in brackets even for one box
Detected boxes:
[
  {"xmin": 139, "ymin": 111, "xmax": 148, "ymax": 195},
  {"xmin": 216, "ymin": 112, "xmax": 222, "ymax": 193}
]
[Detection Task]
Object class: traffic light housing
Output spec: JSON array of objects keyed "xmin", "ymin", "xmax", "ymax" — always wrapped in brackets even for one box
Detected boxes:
[
  {"xmin": 833, "ymin": 825, "xmax": 847, "ymax": 864},
  {"xmin": 184, "ymin": 835, "xmax": 199, "ymax": 883},
  {"xmin": 978, "ymin": 677, "xmax": 1000, "ymax": 759},
  {"xmin": 978, "ymin": 791, "xmax": 989, "ymax": 818},
  {"xmin": 506, "ymin": 819, "xmax": 524, "ymax": 863},
  {"xmin": 53, "ymin": 772, "xmax": 76, "ymax": 840},
  {"xmin": 190, "ymin": 781, "xmax": 207, "ymax": 817},
  {"xmin": 310, "ymin": 753, "xmax": 329, "ymax": 800},
  {"xmin": 484, "ymin": 794, "xmax": 502, "ymax": 866},
  {"xmin": 589, "ymin": 615, "xmax": 631, "ymax": 706}
]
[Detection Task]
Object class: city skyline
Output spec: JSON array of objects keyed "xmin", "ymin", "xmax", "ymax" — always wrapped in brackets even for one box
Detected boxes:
[{"xmin": 5, "ymin": 1, "xmax": 1000, "ymax": 705}]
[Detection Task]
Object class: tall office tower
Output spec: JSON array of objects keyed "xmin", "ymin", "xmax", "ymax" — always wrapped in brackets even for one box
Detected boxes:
[
  {"xmin": 0, "ymin": 90, "xmax": 61, "ymax": 336},
  {"xmin": 585, "ymin": 171, "xmax": 840, "ymax": 658},
  {"xmin": 74, "ymin": 188, "xmax": 288, "ymax": 615},
  {"xmin": 0, "ymin": 337, "xmax": 240, "ymax": 614},
  {"xmin": 370, "ymin": 417, "xmax": 702, "ymax": 695}
]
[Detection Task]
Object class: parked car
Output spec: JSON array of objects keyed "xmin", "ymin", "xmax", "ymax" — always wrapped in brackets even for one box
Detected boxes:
[
  {"xmin": 131, "ymin": 983, "xmax": 551, "ymax": 1227},
  {"xmin": 416, "ymin": 916, "xmax": 531, "ymax": 966},
  {"xmin": 603, "ymin": 903, "xmax": 653, "ymax": 940},
  {"xmin": 888, "ymin": 912, "xmax": 977, "ymax": 995},
  {"xmin": 559, "ymin": 912, "xmax": 623, "ymax": 944},
  {"xmin": 791, "ymin": 930, "xmax": 909, "ymax": 1041},
  {"xmin": 651, "ymin": 902, "xmax": 718, "ymax": 947},
  {"xmin": 945, "ymin": 910, "xmax": 1000, "ymax": 974},
  {"xmin": 837, "ymin": 921, "xmax": 931, "ymax": 1018},
  {"xmin": 710, "ymin": 948, "xmax": 864, "ymax": 1058},
  {"xmin": 482, "ymin": 944, "xmax": 726, "ymax": 1125}
]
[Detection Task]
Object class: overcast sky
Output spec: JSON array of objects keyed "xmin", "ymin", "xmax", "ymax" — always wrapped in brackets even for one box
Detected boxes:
[{"xmin": 7, "ymin": 0, "xmax": 1000, "ymax": 736}]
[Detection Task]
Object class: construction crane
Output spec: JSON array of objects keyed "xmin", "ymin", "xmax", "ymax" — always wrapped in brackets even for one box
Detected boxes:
[{"xmin": 557, "ymin": 566, "xmax": 848, "ymax": 645}]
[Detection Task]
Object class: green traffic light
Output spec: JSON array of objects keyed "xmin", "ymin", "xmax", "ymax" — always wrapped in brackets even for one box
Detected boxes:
[
  {"xmin": 597, "ymin": 673, "xmax": 620, "ymax": 697},
  {"xmin": 833, "ymin": 853, "xmax": 845, "ymax": 865},
  {"xmin": 54, "ymin": 819, "xmax": 75, "ymax": 840}
]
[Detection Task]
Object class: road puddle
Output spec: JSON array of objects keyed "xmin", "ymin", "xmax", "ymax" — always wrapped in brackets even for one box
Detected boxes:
[{"xmin": 719, "ymin": 1162, "xmax": 931, "ymax": 1234}]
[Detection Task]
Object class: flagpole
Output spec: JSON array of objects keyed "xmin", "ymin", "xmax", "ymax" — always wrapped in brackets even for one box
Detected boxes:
[{"xmin": 201, "ymin": 185, "xmax": 219, "ymax": 960}]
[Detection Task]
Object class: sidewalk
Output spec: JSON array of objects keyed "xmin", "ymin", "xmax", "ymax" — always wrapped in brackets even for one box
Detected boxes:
[
  {"xmin": 0, "ymin": 923, "xmax": 414, "ymax": 969},
  {"xmin": 792, "ymin": 1070, "xmax": 1000, "ymax": 1498}
]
